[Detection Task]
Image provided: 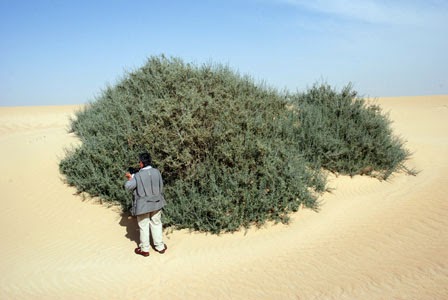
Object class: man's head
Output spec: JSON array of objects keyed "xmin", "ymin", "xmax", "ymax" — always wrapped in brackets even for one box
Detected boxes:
[{"xmin": 138, "ymin": 152, "xmax": 152, "ymax": 167}]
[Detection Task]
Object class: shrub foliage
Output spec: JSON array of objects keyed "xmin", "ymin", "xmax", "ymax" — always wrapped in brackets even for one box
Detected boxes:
[
  {"xmin": 60, "ymin": 55, "xmax": 412, "ymax": 233},
  {"xmin": 290, "ymin": 83, "xmax": 413, "ymax": 179}
]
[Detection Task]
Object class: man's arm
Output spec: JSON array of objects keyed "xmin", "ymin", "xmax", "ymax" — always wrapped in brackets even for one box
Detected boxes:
[{"xmin": 124, "ymin": 173, "xmax": 137, "ymax": 191}]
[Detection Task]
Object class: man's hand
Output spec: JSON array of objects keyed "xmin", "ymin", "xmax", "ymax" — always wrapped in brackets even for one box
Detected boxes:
[{"xmin": 125, "ymin": 172, "xmax": 132, "ymax": 180}]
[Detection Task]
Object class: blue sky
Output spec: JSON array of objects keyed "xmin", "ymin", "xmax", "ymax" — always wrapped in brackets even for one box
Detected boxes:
[{"xmin": 1, "ymin": 0, "xmax": 447, "ymax": 106}]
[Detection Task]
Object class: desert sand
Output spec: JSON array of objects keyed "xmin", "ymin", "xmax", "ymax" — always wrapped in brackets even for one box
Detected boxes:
[{"xmin": 0, "ymin": 96, "xmax": 447, "ymax": 299}]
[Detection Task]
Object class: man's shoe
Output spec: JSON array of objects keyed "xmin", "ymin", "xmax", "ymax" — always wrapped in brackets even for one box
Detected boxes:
[
  {"xmin": 134, "ymin": 247, "xmax": 149, "ymax": 257},
  {"xmin": 154, "ymin": 244, "xmax": 167, "ymax": 254}
]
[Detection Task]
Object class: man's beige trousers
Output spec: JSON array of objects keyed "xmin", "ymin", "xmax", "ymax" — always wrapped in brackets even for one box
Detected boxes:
[{"xmin": 137, "ymin": 210, "xmax": 164, "ymax": 252}]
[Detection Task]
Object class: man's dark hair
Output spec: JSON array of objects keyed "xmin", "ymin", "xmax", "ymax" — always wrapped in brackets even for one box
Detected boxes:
[{"xmin": 139, "ymin": 152, "xmax": 152, "ymax": 167}]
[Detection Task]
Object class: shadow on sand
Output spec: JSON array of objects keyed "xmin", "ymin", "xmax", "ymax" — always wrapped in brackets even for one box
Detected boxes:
[{"xmin": 119, "ymin": 212, "xmax": 139, "ymax": 246}]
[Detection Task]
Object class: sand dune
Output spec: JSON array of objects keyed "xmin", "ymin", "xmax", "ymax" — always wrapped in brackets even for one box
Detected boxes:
[{"xmin": 1, "ymin": 96, "xmax": 447, "ymax": 299}]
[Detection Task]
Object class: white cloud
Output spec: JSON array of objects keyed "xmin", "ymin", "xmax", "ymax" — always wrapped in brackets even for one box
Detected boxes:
[{"xmin": 278, "ymin": 0, "xmax": 448, "ymax": 27}]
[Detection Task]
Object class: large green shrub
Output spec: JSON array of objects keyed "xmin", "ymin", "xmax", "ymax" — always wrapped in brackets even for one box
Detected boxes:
[
  {"xmin": 291, "ymin": 83, "xmax": 413, "ymax": 179},
  {"xmin": 60, "ymin": 56, "xmax": 326, "ymax": 233},
  {"xmin": 60, "ymin": 55, "xmax": 412, "ymax": 233}
]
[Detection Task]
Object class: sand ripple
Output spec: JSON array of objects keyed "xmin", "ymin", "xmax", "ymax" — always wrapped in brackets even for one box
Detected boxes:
[{"xmin": 1, "ymin": 97, "xmax": 447, "ymax": 299}]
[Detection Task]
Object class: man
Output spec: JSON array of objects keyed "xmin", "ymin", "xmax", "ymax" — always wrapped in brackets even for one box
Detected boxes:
[{"xmin": 125, "ymin": 152, "xmax": 167, "ymax": 257}]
